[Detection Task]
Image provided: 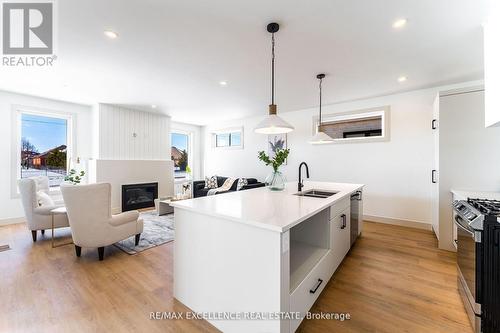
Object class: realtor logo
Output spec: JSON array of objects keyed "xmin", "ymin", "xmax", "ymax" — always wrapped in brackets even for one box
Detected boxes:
[{"xmin": 2, "ymin": 2, "xmax": 53, "ymax": 54}]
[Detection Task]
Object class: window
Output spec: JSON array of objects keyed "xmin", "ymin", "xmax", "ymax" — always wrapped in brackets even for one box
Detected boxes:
[
  {"xmin": 314, "ymin": 106, "xmax": 390, "ymax": 143},
  {"xmin": 20, "ymin": 113, "xmax": 69, "ymax": 187},
  {"xmin": 171, "ymin": 132, "xmax": 189, "ymax": 178},
  {"xmin": 213, "ymin": 128, "xmax": 243, "ymax": 148}
]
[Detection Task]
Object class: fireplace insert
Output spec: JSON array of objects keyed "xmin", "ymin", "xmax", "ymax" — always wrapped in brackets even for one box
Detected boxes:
[{"xmin": 122, "ymin": 182, "xmax": 158, "ymax": 212}]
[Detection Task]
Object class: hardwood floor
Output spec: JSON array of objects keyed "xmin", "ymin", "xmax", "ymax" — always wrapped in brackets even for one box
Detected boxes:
[
  {"xmin": 0, "ymin": 221, "xmax": 472, "ymax": 333},
  {"xmin": 298, "ymin": 222, "xmax": 472, "ymax": 333}
]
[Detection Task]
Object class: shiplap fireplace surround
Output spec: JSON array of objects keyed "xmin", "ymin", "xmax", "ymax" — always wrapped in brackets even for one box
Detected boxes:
[{"xmin": 88, "ymin": 104, "xmax": 174, "ymax": 213}]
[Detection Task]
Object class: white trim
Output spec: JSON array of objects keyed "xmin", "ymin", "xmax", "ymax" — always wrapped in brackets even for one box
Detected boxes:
[
  {"xmin": 11, "ymin": 105, "xmax": 76, "ymax": 198},
  {"xmin": 364, "ymin": 214, "xmax": 432, "ymax": 231},
  {"xmin": 439, "ymin": 85, "xmax": 484, "ymax": 97},
  {"xmin": 312, "ymin": 106, "xmax": 391, "ymax": 144},
  {"xmin": 0, "ymin": 217, "xmax": 25, "ymax": 226}
]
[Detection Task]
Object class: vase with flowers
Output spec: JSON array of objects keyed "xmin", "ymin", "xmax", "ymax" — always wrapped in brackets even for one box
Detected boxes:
[{"xmin": 258, "ymin": 148, "xmax": 290, "ymax": 191}]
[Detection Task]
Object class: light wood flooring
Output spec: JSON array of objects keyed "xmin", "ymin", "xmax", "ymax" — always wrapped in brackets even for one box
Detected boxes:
[{"xmin": 0, "ymin": 220, "xmax": 472, "ymax": 333}]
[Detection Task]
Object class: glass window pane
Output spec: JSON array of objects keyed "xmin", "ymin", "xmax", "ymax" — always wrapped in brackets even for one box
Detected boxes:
[
  {"xmin": 171, "ymin": 133, "xmax": 189, "ymax": 177},
  {"xmin": 216, "ymin": 133, "xmax": 230, "ymax": 147},
  {"xmin": 20, "ymin": 113, "xmax": 68, "ymax": 187},
  {"xmin": 230, "ymin": 132, "xmax": 241, "ymax": 146}
]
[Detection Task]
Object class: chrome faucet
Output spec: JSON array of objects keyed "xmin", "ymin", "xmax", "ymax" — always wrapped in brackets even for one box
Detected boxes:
[{"xmin": 298, "ymin": 162, "xmax": 310, "ymax": 192}]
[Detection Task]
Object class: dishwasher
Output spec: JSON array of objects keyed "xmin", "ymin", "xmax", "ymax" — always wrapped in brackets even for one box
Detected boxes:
[{"xmin": 350, "ymin": 191, "xmax": 363, "ymax": 246}]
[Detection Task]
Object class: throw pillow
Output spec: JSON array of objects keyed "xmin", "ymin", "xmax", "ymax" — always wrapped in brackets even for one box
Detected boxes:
[
  {"xmin": 36, "ymin": 191, "xmax": 54, "ymax": 207},
  {"xmin": 237, "ymin": 178, "xmax": 248, "ymax": 191},
  {"xmin": 204, "ymin": 175, "xmax": 218, "ymax": 189}
]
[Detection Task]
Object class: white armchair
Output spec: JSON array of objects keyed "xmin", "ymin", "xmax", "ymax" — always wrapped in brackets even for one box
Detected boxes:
[
  {"xmin": 61, "ymin": 183, "xmax": 144, "ymax": 261},
  {"xmin": 18, "ymin": 176, "xmax": 69, "ymax": 242}
]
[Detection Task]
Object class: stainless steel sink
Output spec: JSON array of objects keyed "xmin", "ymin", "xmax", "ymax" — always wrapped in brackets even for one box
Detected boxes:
[{"xmin": 294, "ymin": 189, "xmax": 338, "ymax": 198}]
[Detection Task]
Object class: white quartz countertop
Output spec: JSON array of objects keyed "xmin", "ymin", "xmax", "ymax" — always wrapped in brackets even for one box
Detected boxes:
[
  {"xmin": 170, "ymin": 181, "xmax": 364, "ymax": 233},
  {"xmin": 451, "ymin": 189, "xmax": 500, "ymax": 201}
]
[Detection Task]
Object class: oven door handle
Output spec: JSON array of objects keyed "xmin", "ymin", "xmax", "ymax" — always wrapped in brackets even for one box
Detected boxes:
[{"xmin": 454, "ymin": 215, "xmax": 474, "ymax": 237}]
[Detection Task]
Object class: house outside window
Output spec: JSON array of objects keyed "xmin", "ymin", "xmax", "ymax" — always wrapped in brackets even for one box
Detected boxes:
[
  {"xmin": 20, "ymin": 113, "xmax": 69, "ymax": 187},
  {"xmin": 171, "ymin": 132, "xmax": 190, "ymax": 178},
  {"xmin": 314, "ymin": 106, "xmax": 390, "ymax": 143}
]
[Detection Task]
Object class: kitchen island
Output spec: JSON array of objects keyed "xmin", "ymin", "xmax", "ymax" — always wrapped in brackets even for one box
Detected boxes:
[{"xmin": 171, "ymin": 181, "xmax": 364, "ymax": 333}]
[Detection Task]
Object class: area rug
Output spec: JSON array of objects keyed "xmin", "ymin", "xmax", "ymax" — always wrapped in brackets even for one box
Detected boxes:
[{"xmin": 114, "ymin": 211, "xmax": 175, "ymax": 254}]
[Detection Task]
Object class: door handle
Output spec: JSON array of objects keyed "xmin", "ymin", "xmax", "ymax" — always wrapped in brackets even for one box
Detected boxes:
[
  {"xmin": 432, "ymin": 119, "xmax": 438, "ymax": 130},
  {"xmin": 309, "ymin": 278, "xmax": 323, "ymax": 294},
  {"xmin": 340, "ymin": 214, "xmax": 346, "ymax": 229},
  {"xmin": 431, "ymin": 170, "xmax": 437, "ymax": 184}
]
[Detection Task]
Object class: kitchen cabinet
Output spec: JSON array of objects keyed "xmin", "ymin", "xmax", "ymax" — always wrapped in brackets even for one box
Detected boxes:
[
  {"xmin": 173, "ymin": 181, "xmax": 363, "ymax": 333},
  {"xmin": 289, "ymin": 195, "xmax": 352, "ymax": 332},
  {"xmin": 431, "ymin": 89, "xmax": 500, "ymax": 252},
  {"xmin": 484, "ymin": 6, "xmax": 500, "ymax": 127},
  {"xmin": 331, "ymin": 203, "xmax": 351, "ymax": 273},
  {"xmin": 431, "ymin": 93, "xmax": 440, "ymax": 239}
]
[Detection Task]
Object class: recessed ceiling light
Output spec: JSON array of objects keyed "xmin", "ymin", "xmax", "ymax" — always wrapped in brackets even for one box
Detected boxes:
[
  {"xmin": 219, "ymin": 81, "xmax": 228, "ymax": 86},
  {"xmin": 397, "ymin": 76, "xmax": 408, "ymax": 83},
  {"xmin": 104, "ymin": 30, "xmax": 119, "ymax": 39},
  {"xmin": 392, "ymin": 18, "xmax": 408, "ymax": 29},
  {"xmin": 151, "ymin": 104, "xmax": 157, "ymax": 109}
]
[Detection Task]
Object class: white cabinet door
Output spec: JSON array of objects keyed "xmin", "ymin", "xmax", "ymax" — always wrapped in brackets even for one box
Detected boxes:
[
  {"xmin": 331, "ymin": 208, "xmax": 350, "ymax": 273},
  {"xmin": 431, "ymin": 94, "xmax": 440, "ymax": 239},
  {"xmin": 484, "ymin": 5, "xmax": 500, "ymax": 128}
]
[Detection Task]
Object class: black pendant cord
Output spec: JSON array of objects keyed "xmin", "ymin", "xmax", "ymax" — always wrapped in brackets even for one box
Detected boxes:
[
  {"xmin": 271, "ymin": 32, "xmax": 275, "ymax": 105},
  {"xmin": 319, "ymin": 77, "xmax": 322, "ymax": 124}
]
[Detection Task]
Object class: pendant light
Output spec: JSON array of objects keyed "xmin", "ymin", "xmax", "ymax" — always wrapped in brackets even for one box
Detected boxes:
[
  {"xmin": 309, "ymin": 73, "xmax": 334, "ymax": 144},
  {"xmin": 254, "ymin": 23, "xmax": 294, "ymax": 134}
]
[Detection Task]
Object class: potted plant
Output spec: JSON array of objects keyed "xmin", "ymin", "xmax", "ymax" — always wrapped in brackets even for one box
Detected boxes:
[
  {"xmin": 258, "ymin": 148, "xmax": 290, "ymax": 191},
  {"xmin": 64, "ymin": 169, "xmax": 85, "ymax": 185}
]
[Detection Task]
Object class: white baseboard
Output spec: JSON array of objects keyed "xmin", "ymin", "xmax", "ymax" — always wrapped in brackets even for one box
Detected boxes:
[
  {"xmin": 0, "ymin": 216, "xmax": 25, "ymax": 226},
  {"xmin": 431, "ymin": 225, "xmax": 439, "ymax": 240},
  {"xmin": 363, "ymin": 214, "xmax": 432, "ymax": 231}
]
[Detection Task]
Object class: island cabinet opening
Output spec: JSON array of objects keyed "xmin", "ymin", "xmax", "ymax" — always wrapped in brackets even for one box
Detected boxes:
[{"xmin": 289, "ymin": 208, "xmax": 331, "ymax": 292}]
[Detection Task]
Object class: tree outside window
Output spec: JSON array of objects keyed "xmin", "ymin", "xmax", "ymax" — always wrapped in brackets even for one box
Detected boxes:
[
  {"xmin": 20, "ymin": 113, "xmax": 68, "ymax": 187},
  {"xmin": 171, "ymin": 132, "xmax": 189, "ymax": 178}
]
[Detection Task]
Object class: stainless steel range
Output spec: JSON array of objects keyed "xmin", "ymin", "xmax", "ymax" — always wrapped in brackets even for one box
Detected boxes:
[{"xmin": 453, "ymin": 198, "xmax": 500, "ymax": 333}]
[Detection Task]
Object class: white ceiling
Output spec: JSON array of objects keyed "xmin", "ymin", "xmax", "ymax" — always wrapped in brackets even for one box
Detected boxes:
[{"xmin": 0, "ymin": 0, "xmax": 488, "ymax": 125}]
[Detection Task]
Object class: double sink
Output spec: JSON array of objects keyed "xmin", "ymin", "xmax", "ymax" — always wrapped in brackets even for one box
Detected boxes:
[{"xmin": 294, "ymin": 189, "xmax": 338, "ymax": 199}]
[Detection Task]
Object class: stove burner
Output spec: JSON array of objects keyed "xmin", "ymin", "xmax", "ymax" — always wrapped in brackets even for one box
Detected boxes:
[{"xmin": 467, "ymin": 198, "xmax": 500, "ymax": 217}]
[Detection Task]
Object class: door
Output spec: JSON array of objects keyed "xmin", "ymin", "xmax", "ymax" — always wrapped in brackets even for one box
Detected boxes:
[
  {"xmin": 431, "ymin": 94, "xmax": 440, "ymax": 239},
  {"xmin": 331, "ymin": 208, "xmax": 350, "ymax": 273}
]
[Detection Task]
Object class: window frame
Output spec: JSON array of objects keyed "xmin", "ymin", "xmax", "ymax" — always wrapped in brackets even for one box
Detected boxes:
[
  {"xmin": 11, "ymin": 105, "xmax": 75, "ymax": 198},
  {"xmin": 212, "ymin": 127, "xmax": 244, "ymax": 149},
  {"xmin": 312, "ymin": 106, "xmax": 390, "ymax": 144},
  {"xmin": 170, "ymin": 129, "xmax": 193, "ymax": 180}
]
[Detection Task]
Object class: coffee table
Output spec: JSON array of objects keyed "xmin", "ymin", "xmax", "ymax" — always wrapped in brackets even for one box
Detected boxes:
[
  {"xmin": 155, "ymin": 196, "xmax": 190, "ymax": 215},
  {"xmin": 155, "ymin": 199, "xmax": 174, "ymax": 216}
]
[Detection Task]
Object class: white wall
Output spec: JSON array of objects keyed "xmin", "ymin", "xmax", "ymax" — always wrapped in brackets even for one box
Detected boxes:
[
  {"xmin": 0, "ymin": 90, "xmax": 93, "ymax": 223},
  {"xmin": 96, "ymin": 104, "xmax": 170, "ymax": 160},
  {"xmin": 203, "ymin": 82, "xmax": 482, "ymax": 226}
]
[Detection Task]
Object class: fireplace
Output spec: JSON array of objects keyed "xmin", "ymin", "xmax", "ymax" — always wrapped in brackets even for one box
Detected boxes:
[{"xmin": 122, "ymin": 182, "xmax": 158, "ymax": 212}]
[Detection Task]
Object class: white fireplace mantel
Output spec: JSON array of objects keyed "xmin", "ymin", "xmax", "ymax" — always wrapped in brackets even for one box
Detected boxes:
[{"xmin": 88, "ymin": 159, "xmax": 174, "ymax": 213}]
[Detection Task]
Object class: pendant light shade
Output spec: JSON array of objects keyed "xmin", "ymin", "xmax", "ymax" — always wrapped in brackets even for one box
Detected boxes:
[
  {"xmin": 254, "ymin": 23, "xmax": 294, "ymax": 135},
  {"xmin": 310, "ymin": 73, "xmax": 334, "ymax": 144},
  {"xmin": 255, "ymin": 114, "xmax": 295, "ymax": 134}
]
